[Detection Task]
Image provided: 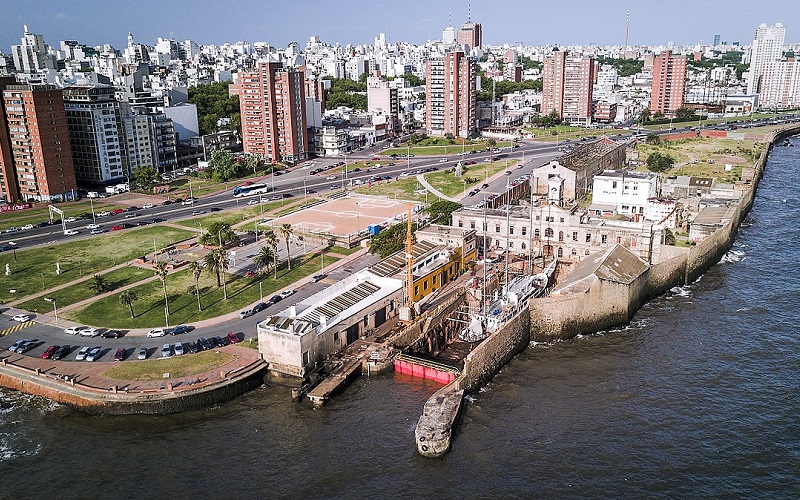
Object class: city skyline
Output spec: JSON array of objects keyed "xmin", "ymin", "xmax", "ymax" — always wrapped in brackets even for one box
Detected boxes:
[{"xmin": 2, "ymin": 0, "xmax": 798, "ymax": 52}]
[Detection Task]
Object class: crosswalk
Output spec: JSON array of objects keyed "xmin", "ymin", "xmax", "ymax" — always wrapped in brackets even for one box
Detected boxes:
[{"xmin": 0, "ymin": 320, "xmax": 35, "ymax": 337}]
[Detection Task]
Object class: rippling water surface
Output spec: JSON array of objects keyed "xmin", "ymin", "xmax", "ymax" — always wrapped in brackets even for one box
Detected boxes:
[{"xmin": 1, "ymin": 139, "xmax": 799, "ymax": 498}]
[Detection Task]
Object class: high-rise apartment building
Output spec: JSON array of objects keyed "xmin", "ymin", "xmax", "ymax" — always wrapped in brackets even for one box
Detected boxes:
[
  {"xmin": 63, "ymin": 84, "xmax": 127, "ymax": 184},
  {"xmin": 239, "ymin": 61, "xmax": 309, "ymax": 163},
  {"xmin": 650, "ymin": 50, "xmax": 687, "ymax": 117},
  {"xmin": 758, "ymin": 58, "xmax": 800, "ymax": 109},
  {"xmin": 747, "ymin": 23, "xmax": 785, "ymax": 95},
  {"xmin": 542, "ymin": 50, "xmax": 597, "ymax": 126},
  {"xmin": 425, "ymin": 50, "xmax": 477, "ymax": 138},
  {"xmin": 11, "ymin": 26, "xmax": 55, "ymax": 74},
  {"xmin": 457, "ymin": 20, "xmax": 482, "ymax": 51},
  {"xmin": 367, "ymin": 75, "xmax": 400, "ymax": 136},
  {"xmin": 0, "ymin": 84, "xmax": 76, "ymax": 202}
]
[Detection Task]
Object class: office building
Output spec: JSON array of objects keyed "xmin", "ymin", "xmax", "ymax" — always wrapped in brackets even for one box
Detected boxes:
[
  {"xmin": 425, "ymin": 50, "xmax": 477, "ymax": 138},
  {"xmin": 457, "ymin": 16, "xmax": 482, "ymax": 51},
  {"xmin": 239, "ymin": 61, "xmax": 309, "ymax": 164},
  {"xmin": 747, "ymin": 23, "xmax": 785, "ymax": 95},
  {"xmin": 541, "ymin": 50, "xmax": 597, "ymax": 126},
  {"xmin": 0, "ymin": 83, "xmax": 76, "ymax": 202}
]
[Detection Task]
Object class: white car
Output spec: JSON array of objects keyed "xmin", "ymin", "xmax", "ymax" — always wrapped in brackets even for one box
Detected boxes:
[
  {"xmin": 79, "ymin": 327, "xmax": 100, "ymax": 337},
  {"xmin": 137, "ymin": 346, "xmax": 147, "ymax": 360},
  {"xmin": 64, "ymin": 217, "xmax": 77, "ymax": 223},
  {"xmin": 181, "ymin": 199, "xmax": 194, "ymax": 205},
  {"xmin": 147, "ymin": 328, "xmax": 166, "ymax": 338},
  {"xmin": 21, "ymin": 224, "xmax": 34, "ymax": 230},
  {"xmin": 326, "ymin": 175, "xmax": 337, "ymax": 180},
  {"xmin": 63, "ymin": 229, "xmax": 79, "ymax": 236},
  {"xmin": 438, "ymin": 158, "xmax": 448, "ymax": 163},
  {"xmin": 85, "ymin": 347, "xmax": 102, "ymax": 362},
  {"xmin": 11, "ymin": 314, "xmax": 31, "ymax": 322},
  {"xmin": 75, "ymin": 346, "xmax": 90, "ymax": 361},
  {"xmin": 161, "ymin": 343, "xmax": 172, "ymax": 358},
  {"xmin": 247, "ymin": 199, "xmax": 259, "ymax": 205},
  {"xmin": 174, "ymin": 342, "xmax": 184, "ymax": 356},
  {"xmin": 86, "ymin": 223, "xmax": 100, "ymax": 230},
  {"xmin": 97, "ymin": 211, "xmax": 110, "ymax": 217},
  {"xmin": 142, "ymin": 203, "xmax": 154, "ymax": 209},
  {"xmin": 64, "ymin": 325, "xmax": 87, "ymax": 335},
  {"xmin": 279, "ymin": 289, "xmax": 295, "ymax": 299}
]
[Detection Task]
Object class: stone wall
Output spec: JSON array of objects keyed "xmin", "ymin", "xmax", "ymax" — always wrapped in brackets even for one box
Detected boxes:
[{"xmin": 459, "ymin": 308, "xmax": 530, "ymax": 391}]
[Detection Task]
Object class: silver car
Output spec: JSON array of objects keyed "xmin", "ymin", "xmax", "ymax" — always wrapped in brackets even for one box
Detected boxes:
[
  {"xmin": 161, "ymin": 343, "xmax": 172, "ymax": 358},
  {"xmin": 86, "ymin": 347, "xmax": 102, "ymax": 362}
]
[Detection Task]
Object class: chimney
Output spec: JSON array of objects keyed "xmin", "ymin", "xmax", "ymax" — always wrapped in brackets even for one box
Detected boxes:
[
  {"xmin": 320, "ymin": 314, "xmax": 327, "ymax": 329},
  {"xmin": 289, "ymin": 304, "xmax": 297, "ymax": 318}
]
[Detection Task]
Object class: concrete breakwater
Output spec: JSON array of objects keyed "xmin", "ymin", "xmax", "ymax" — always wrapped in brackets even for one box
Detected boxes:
[
  {"xmin": 0, "ymin": 357, "xmax": 267, "ymax": 415},
  {"xmin": 415, "ymin": 128, "xmax": 797, "ymax": 458}
]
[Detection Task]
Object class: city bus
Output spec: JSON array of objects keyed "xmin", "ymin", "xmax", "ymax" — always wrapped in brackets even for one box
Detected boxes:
[{"xmin": 233, "ymin": 183, "xmax": 271, "ymax": 197}]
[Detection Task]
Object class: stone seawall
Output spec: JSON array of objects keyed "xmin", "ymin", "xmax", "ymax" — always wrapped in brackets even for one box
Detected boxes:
[{"xmin": 0, "ymin": 361, "xmax": 267, "ymax": 415}]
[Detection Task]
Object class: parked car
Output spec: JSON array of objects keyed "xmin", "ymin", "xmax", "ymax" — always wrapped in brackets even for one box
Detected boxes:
[
  {"xmin": 238, "ymin": 308, "xmax": 254, "ymax": 319},
  {"xmin": 161, "ymin": 200, "xmax": 173, "ymax": 206},
  {"xmin": 21, "ymin": 224, "xmax": 34, "ymax": 230},
  {"xmin": 279, "ymin": 289, "xmax": 295, "ymax": 299},
  {"xmin": 170, "ymin": 325, "xmax": 190, "ymax": 335},
  {"xmin": 152, "ymin": 218, "xmax": 165, "ymax": 223},
  {"xmin": 311, "ymin": 274, "xmax": 326, "ymax": 283},
  {"xmin": 161, "ymin": 343, "xmax": 172, "ymax": 358},
  {"xmin": 64, "ymin": 325, "xmax": 87, "ymax": 335},
  {"xmin": 212, "ymin": 336, "xmax": 227, "ymax": 348},
  {"xmin": 90, "ymin": 228, "xmax": 107, "ymax": 234},
  {"xmin": 86, "ymin": 347, "xmax": 102, "ymax": 362},
  {"xmin": 8, "ymin": 339, "xmax": 31, "ymax": 352},
  {"xmin": 147, "ymin": 328, "xmax": 166, "ymax": 338},
  {"xmin": 16, "ymin": 340, "xmax": 37, "ymax": 354},
  {"xmin": 80, "ymin": 327, "xmax": 100, "ymax": 337},
  {"xmin": 113, "ymin": 348, "xmax": 126, "ymax": 361},
  {"xmin": 198, "ymin": 337, "xmax": 213, "ymax": 351},
  {"xmin": 11, "ymin": 314, "xmax": 31, "ymax": 322},
  {"xmin": 142, "ymin": 203, "xmax": 154, "ymax": 209},
  {"xmin": 111, "ymin": 225, "xmax": 124, "ymax": 231},
  {"xmin": 173, "ymin": 342, "xmax": 184, "ymax": 356},
  {"xmin": 52, "ymin": 344, "xmax": 71, "ymax": 360},
  {"xmin": 266, "ymin": 295, "xmax": 282, "ymax": 306},
  {"xmin": 97, "ymin": 211, "xmax": 111, "ymax": 217},
  {"xmin": 41, "ymin": 346, "xmax": 58, "ymax": 359},
  {"xmin": 187, "ymin": 340, "xmax": 198, "ymax": 354},
  {"xmin": 135, "ymin": 221, "xmax": 150, "ymax": 227},
  {"xmin": 181, "ymin": 199, "xmax": 194, "ymax": 205},
  {"xmin": 63, "ymin": 229, "xmax": 79, "ymax": 236},
  {"xmin": 101, "ymin": 329, "xmax": 122, "ymax": 339},
  {"xmin": 87, "ymin": 223, "xmax": 100, "ymax": 229},
  {"xmin": 209, "ymin": 207, "xmax": 222, "ymax": 212},
  {"xmin": 137, "ymin": 347, "xmax": 147, "ymax": 360},
  {"xmin": 253, "ymin": 302, "xmax": 268, "ymax": 313},
  {"xmin": 75, "ymin": 346, "xmax": 90, "ymax": 361},
  {"xmin": 227, "ymin": 332, "xmax": 241, "ymax": 344},
  {"xmin": 110, "ymin": 209, "xmax": 124, "ymax": 215},
  {"xmin": 125, "ymin": 206, "xmax": 139, "ymax": 212}
]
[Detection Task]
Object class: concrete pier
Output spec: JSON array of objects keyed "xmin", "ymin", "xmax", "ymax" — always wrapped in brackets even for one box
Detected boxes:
[
  {"xmin": 415, "ymin": 383, "xmax": 464, "ymax": 458},
  {"xmin": 306, "ymin": 357, "xmax": 362, "ymax": 408}
]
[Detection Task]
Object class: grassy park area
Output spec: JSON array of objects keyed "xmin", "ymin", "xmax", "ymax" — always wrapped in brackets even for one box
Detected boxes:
[
  {"xmin": 351, "ymin": 177, "xmax": 427, "ymax": 203},
  {"xmin": 424, "ymin": 159, "xmax": 518, "ymax": 197},
  {"xmin": 18, "ymin": 265, "xmax": 153, "ymax": 313},
  {"xmin": 102, "ymin": 350, "xmax": 237, "ymax": 381},
  {"xmin": 382, "ymin": 140, "xmax": 513, "ymax": 156},
  {"xmin": 0, "ymin": 199, "xmax": 126, "ymax": 232},
  {"xmin": 0, "ymin": 226, "xmax": 194, "ymax": 303},
  {"xmin": 69, "ymin": 252, "xmax": 339, "ymax": 328}
]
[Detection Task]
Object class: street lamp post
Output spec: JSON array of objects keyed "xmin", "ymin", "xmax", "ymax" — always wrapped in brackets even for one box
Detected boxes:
[
  {"xmin": 9, "ymin": 242, "xmax": 17, "ymax": 262},
  {"xmin": 44, "ymin": 297, "xmax": 58, "ymax": 324}
]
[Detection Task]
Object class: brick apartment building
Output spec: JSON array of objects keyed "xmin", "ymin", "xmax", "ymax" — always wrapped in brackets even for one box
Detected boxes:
[
  {"xmin": 542, "ymin": 49, "xmax": 597, "ymax": 126},
  {"xmin": 650, "ymin": 50, "xmax": 687, "ymax": 117},
  {"xmin": 425, "ymin": 50, "xmax": 477, "ymax": 138}
]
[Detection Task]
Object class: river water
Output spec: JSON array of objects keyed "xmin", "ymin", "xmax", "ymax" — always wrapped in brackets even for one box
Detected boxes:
[{"xmin": 2, "ymin": 138, "xmax": 799, "ymax": 498}]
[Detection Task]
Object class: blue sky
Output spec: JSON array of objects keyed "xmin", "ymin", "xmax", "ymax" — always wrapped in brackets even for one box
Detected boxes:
[{"xmin": 2, "ymin": 1, "xmax": 797, "ymax": 51}]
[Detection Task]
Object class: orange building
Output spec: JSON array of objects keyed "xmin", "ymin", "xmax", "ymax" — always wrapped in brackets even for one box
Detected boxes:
[{"xmin": 651, "ymin": 50, "xmax": 687, "ymax": 117}]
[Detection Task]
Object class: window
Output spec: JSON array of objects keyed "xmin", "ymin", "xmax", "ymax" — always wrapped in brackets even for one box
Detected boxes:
[
  {"xmin": 495, "ymin": 224, "xmax": 501, "ymax": 233},
  {"xmin": 601, "ymin": 235, "xmax": 608, "ymax": 244},
  {"xmin": 522, "ymin": 226, "xmax": 527, "ymax": 236},
  {"xmin": 559, "ymin": 217, "xmax": 564, "ymax": 223},
  {"xmin": 586, "ymin": 233, "xmax": 591, "ymax": 243},
  {"xmin": 558, "ymin": 231, "xmax": 564, "ymax": 242},
  {"xmin": 544, "ymin": 227, "xmax": 553, "ymax": 237},
  {"xmin": 334, "ymin": 331, "xmax": 339, "ymax": 342},
  {"xmin": 558, "ymin": 247, "xmax": 564, "ymax": 257},
  {"xmin": 423, "ymin": 281, "xmax": 428, "ymax": 290},
  {"xmin": 534, "ymin": 228, "xmax": 540, "ymax": 237},
  {"xmin": 414, "ymin": 286, "xmax": 419, "ymax": 295},
  {"xmin": 510, "ymin": 226, "xmax": 515, "ymax": 235}
]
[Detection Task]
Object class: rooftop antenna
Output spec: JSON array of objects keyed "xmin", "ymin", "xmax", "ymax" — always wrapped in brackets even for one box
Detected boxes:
[
  {"xmin": 468, "ymin": 3, "xmax": 472, "ymax": 23},
  {"xmin": 623, "ymin": 11, "xmax": 630, "ymax": 58},
  {"xmin": 448, "ymin": 7, "xmax": 452, "ymax": 27}
]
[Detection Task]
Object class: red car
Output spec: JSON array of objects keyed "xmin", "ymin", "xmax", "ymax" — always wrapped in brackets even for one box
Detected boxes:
[
  {"xmin": 113, "ymin": 348, "xmax": 126, "ymax": 361},
  {"xmin": 41, "ymin": 345, "xmax": 58, "ymax": 359},
  {"xmin": 111, "ymin": 209, "xmax": 124, "ymax": 215},
  {"xmin": 372, "ymin": 156, "xmax": 379, "ymax": 160},
  {"xmin": 111, "ymin": 225, "xmax": 124, "ymax": 231},
  {"xmin": 226, "ymin": 332, "xmax": 241, "ymax": 344}
]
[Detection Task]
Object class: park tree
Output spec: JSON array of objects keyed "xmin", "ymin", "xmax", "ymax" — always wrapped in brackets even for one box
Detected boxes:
[
  {"xmin": 645, "ymin": 133, "xmax": 661, "ymax": 145},
  {"xmin": 646, "ymin": 151, "xmax": 675, "ymax": 173},
  {"xmin": 200, "ymin": 222, "xmax": 239, "ymax": 247},
  {"xmin": 215, "ymin": 248, "xmax": 229, "ymax": 299},
  {"xmin": 486, "ymin": 138, "xmax": 497, "ymax": 148},
  {"xmin": 279, "ymin": 224, "xmax": 294, "ymax": 271},
  {"xmin": 188, "ymin": 261, "xmax": 203, "ymax": 312},
  {"xmin": 132, "ymin": 166, "xmax": 160, "ymax": 191},
  {"xmin": 640, "ymin": 108, "xmax": 651, "ymax": 123},
  {"xmin": 675, "ymin": 107, "xmax": 697, "ymax": 120},
  {"xmin": 119, "ymin": 290, "xmax": 138, "ymax": 318},
  {"xmin": 89, "ymin": 274, "xmax": 110, "ymax": 294},
  {"xmin": 263, "ymin": 231, "xmax": 279, "ymax": 278},
  {"xmin": 188, "ymin": 81, "xmax": 241, "ymax": 136},
  {"xmin": 254, "ymin": 245, "xmax": 275, "ymax": 275},
  {"xmin": 204, "ymin": 250, "xmax": 222, "ymax": 287},
  {"xmin": 154, "ymin": 261, "xmax": 170, "ymax": 315},
  {"xmin": 207, "ymin": 149, "xmax": 245, "ymax": 182},
  {"xmin": 427, "ymin": 200, "xmax": 463, "ymax": 226}
]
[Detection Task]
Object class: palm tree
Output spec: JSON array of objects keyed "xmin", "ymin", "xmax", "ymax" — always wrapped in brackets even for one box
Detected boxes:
[
  {"xmin": 119, "ymin": 290, "xmax": 138, "ymax": 318},
  {"xmin": 154, "ymin": 261, "xmax": 169, "ymax": 315},
  {"xmin": 264, "ymin": 231, "xmax": 279, "ymax": 278},
  {"xmin": 89, "ymin": 274, "xmax": 110, "ymax": 294},
  {"xmin": 204, "ymin": 250, "xmax": 221, "ymax": 287},
  {"xmin": 215, "ymin": 248, "xmax": 229, "ymax": 300},
  {"xmin": 279, "ymin": 223, "xmax": 294, "ymax": 271},
  {"xmin": 188, "ymin": 261, "xmax": 203, "ymax": 312},
  {"xmin": 254, "ymin": 245, "xmax": 274, "ymax": 275}
]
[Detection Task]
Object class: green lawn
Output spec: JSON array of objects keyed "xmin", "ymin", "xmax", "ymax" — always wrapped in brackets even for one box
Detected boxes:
[
  {"xmin": 0, "ymin": 226, "xmax": 194, "ymax": 303},
  {"xmin": 0, "ymin": 200, "xmax": 125, "ymax": 232},
  {"xmin": 352, "ymin": 177, "xmax": 427, "ymax": 203},
  {"xmin": 102, "ymin": 351, "xmax": 237, "ymax": 381},
  {"xmin": 381, "ymin": 141, "xmax": 512, "ymax": 156},
  {"xmin": 18, "ymin": 265, "xmax": 153, "ymax": 313},
  {"xmin": 424, "ymin": 160, "xmax": 518, "ymax": 197},
  {"xmin": 69, "ymin": 252, "xmax": 340, "ymax": 328},
  {"xmin": 327, "ymin": 245, "xmax": 360, "ymax": 255}
]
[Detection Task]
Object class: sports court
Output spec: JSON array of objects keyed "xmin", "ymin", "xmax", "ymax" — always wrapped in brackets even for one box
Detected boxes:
[{"xmin": 263, "ymin": 195, "xmax": 418, "ymax": 240}]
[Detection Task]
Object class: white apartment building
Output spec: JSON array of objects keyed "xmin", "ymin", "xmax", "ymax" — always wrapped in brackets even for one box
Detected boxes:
[
  {"xmin": 758, "ymin": 59, "xmax": 800, "ymax": 109},
  {"xmin": 747, "ymin": 23, "xmax": 785, "ymax": 96},
  {"xmin": 590, "ymin": 170, "xmax": 658, "ymax": 218}
]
